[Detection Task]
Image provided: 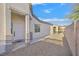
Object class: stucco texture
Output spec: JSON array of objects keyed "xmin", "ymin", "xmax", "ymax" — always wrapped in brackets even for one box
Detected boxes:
[{"xmin": 65, "ymin": 21, "xmax": 79, "ymax": 56}]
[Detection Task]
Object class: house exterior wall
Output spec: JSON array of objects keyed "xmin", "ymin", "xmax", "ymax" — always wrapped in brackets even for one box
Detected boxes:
[
  {"xmin": 50, "ymin": 25, "xmax": 58, "ymax": 34},
  {"xmin": 7, "ymin": 3, "xmax": 29, "ymax": 15},
  {"xmin": 50, "ymin": 26, "xmax": 53, "ymax": 35},
  {"xmin": 50, "ymin": 25, "xmax": 65, "ymax": 35},
  {"xmin": 6, "ymin": 3, "xmax": 30, "ymax": 35},
  {"xmin": 0, "ymin": 3, "xmax": 30, "ymax": 55},
  {"xmin": 0, "ymin": 4, "xmax": 6, "ymax": 54},
  {"xmin": 0, "ymin": 3, "xmax": 50, "ymax": 55},
  {"xmin": 4, "ymin": 3, "xmax": 30, "ymax": 53},
  {"xmin": 30, "ymin": 14, "xmax": 50, "ymax": 43}
]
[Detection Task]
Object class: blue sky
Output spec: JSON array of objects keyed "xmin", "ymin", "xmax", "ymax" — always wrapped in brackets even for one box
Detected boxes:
[{"xmin": 32, "ymin": 3, "xmax": 74, "ymax": 26}]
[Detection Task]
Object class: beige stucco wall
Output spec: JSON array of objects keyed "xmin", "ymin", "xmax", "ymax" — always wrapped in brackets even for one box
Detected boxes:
[
  {"xmin": 50, "ymin": 26, "xmax": 53, "ymax": 35},
  {"xmin": 2, "ymin": 3, "xmax": 30, "ymax": 54},
  {"xmin": 6, "ymin": 3, "xmax": 30, "ymax": 36},
  {"xmin": 30, "ymin": 15, "xmax": 50, "ymax": 42},
  {"xmin": 65, "ymin": 23, "xmax": 75, "ymax": 55},
  {"xmin": 5, "ymin": 3, "xmax": 30, "ymax": 41},
  {"xmin": 5, "ymin": 3, "xmax": 50, "ymax": 46},
  {"xmin": 7, "ymin": 3, "xmax": 29, "ymax": 15},
  {"xmin": 0, "ymin": 4, "xmax": 5, "ymax": 41},
  {"xmin": 76, "ymin": 21, "xmax": 79, "ymax": 56},
  {"xmin": 50, "ymin": 25, "xmax": 65, "ymax": 34},
  {"xmin": 0, "ymin": 3, "xmax": 30, "ymax": 54},
  {"xmin": 0, "ymin": 4, "xmax": 6, "ymax": 54},
  {"xmin": 65, "ymin": 21, "xmax": 79, "ymax": 55},
  {"xmin": 50, "ymin": 25, "xmax": 58, "ymax": 34},
  {"xmin": 0, "ymin": 3, "xmax": 50, "ymax": 54}
]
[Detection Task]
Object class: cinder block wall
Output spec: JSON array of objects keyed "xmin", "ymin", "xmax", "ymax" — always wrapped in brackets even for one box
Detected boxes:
[
  {"xmin": 65, "ymin": 23, "xmax": 75, "ymax": 55},
  {"xmin": 65, "ymin": 21, "xmax": 79, "ymax": 56}
]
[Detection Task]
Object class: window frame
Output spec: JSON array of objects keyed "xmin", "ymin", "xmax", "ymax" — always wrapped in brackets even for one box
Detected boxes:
[{"xmin": 34, "ymin": 24, "xmax": 40, "ymax": 33}]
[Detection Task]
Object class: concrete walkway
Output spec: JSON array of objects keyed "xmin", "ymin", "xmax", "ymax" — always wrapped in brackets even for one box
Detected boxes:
[{"xmin": 6, "ymin": 36, "xmax": 72, "ymax": 56}]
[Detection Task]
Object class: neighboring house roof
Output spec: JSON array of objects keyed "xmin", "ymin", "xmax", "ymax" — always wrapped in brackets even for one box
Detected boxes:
[{"xmin": 29, "ymin": 4, "xmax": 53, "ymax": 25}]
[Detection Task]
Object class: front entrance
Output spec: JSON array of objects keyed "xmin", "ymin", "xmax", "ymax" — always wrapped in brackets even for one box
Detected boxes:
[
  {"xmin": 11, "ymin": 12, "xmax": 26, "ymax": 51},
  {"xmin": 11, "ymin": 12, "xmax": 25, "ymax": 42}
]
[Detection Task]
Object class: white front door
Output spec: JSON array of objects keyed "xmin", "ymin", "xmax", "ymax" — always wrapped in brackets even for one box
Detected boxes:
[{"xmin": 12, "ymin": 13, "xmax": 25, "ymax": 41}]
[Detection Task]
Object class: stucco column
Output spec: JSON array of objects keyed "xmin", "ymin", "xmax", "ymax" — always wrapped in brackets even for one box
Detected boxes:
[
  {"xmin": 5, "ymin": 4, "xmax": 13, "ymax": 53},
  {"xmin": 0, "ymin": 4, "xmax": 6, "ymax": 55},
  {"xmin": 25, "ymin": 14, "xmax": 30, "ymax": 44}
]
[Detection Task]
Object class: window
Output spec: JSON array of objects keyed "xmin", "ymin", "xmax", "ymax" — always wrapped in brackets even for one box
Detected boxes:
[{"xmin": 34, "ymin": 24, "xmax": 40, "ymax": 32}]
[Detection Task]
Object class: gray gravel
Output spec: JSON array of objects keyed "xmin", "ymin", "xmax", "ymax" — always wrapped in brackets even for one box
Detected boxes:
[{"xmin": 6, "ymin": 37, "xmax": 72, "ymax": 56}]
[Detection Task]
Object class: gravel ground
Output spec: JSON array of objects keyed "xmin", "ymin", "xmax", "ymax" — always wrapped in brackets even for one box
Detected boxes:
[{"xmin": 6, "ymin": 37, "xmax": 72, "ymax": 56}]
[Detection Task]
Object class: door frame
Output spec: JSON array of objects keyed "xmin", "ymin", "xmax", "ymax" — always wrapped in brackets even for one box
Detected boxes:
[
  {"xmin": 11, "ymin": 12, "xmax": 25, "ymax": 42},
  {"xmin": 10, "ymin": 7, "xmax": 31, "ymax": 44}
]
